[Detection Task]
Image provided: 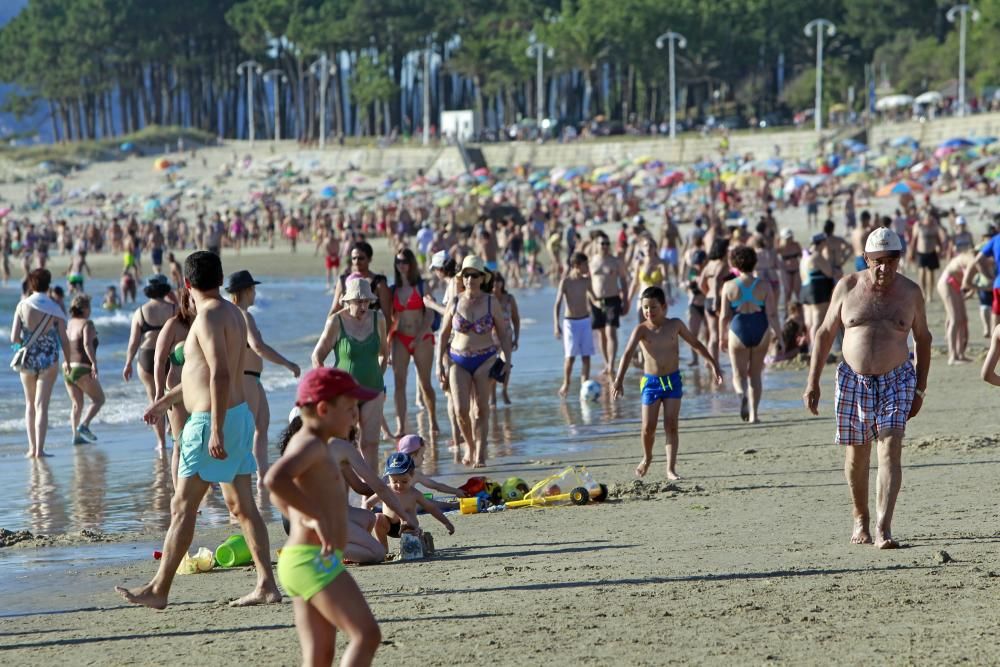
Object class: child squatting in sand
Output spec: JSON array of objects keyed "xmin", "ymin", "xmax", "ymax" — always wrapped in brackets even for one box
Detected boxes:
[
  {"xmin": 369, "ymin": 451, "xmax": 455, "ymax": 553},
  {"xmin": 612, "ymin": 286, "xmax": 723, "ymax": 479},
  {"xmin": 264, "ymin": 367, "xmax": 418, "ymax": 666}
]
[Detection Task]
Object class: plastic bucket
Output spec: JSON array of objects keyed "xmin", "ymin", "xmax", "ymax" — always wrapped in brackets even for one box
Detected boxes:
[
  {"xmin": 459, "ymin": 497, "xmax": 480, "ymax": 514},
  {"xmin": 215, "ymin": 534, "xmax": 252, "ymax": 567}
]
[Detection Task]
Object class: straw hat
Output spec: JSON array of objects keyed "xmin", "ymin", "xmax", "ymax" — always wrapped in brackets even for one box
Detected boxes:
[{"xmin": 343, "ymin": 276, "xmax": 376, "ymax": 302}]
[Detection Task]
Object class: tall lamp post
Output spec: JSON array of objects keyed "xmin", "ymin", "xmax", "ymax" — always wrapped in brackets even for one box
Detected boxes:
[
  {"xmin": 236, "ymin": 60, "xmax": 262, "ymax": 145},
  {"xmin": 526, "ymin": 36, "xmax": 554, "ymax": 138},
  {"xmin": 309, "ymin": 54, "xmax": 337, "ymax": 149},
  {"xmin": 655, "ymin": 31, "xmax": 687, "ymax": 140},
  {"xmin": 947, "ymin": 4, "xmax": 980, "ymax": 117},
  {"xmin": 422, "ymin": 34, "xmax": 437, "ymax": 146},
  {"xmin": 263, "ymin": 69, "xmax": 287, "ymax": 142},
  {"xmin": 804, "ymin": 19, "xmax": 836, "ymax": 132}
]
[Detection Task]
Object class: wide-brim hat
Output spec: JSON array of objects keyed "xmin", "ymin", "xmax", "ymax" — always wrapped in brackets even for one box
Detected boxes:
[{"xmin": 343, "ymin": 276, "xmax": 377, "ymax": 302}]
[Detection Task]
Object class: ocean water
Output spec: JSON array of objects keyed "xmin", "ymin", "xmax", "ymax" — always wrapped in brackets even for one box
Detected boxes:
[{"xmin": 0, "ymin": 278, "xmax": 797, "ymax": 537}]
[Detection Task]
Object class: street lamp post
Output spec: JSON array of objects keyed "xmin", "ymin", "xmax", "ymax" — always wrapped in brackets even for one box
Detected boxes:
[
  {"xmin": 263, "ymin": 69, "xmax": 287, "ymax": 142},
  {"xmin": 309, "ymin": 54, "xmax": 337, "ymax": 149},
  {"xmin": 947, "ymin": 4, "xmax": 980, "ymax": 117},
  {"xmin": 526, "ymin": 36, "xmax": 554, "ymax": 138},
  {"xmin": 655, "ymin": 31, "xmax": 687, "ymax": 140},
  {"xmin": 422, "ymin": 35, "xmax": 436, "ymax": 146},
  {"xmin": 804, "ymin": 19, "xmax": 836, "ymax": 132},
  {"xmin": 236, "ymin": 60, "xmax": 262, "ymax": 145}
]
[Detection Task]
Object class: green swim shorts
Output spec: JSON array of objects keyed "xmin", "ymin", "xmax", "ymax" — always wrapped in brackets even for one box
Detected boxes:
[
  {"xmin": 277, "ymin": 545, "xmax": 345, "ymax": 601},
  {"xmin": 178, "ymin": 402, "xmax": 255, "ymax": 483}
]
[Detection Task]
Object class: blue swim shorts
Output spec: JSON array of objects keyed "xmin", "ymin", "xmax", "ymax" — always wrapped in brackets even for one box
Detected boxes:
[
  {"xmin": 640, "ymin": 371, "xmax": 683, "ymax": 405},
  {"xmin": 178, "ymin": 402, "xmax": 255, "ymax": 483}
]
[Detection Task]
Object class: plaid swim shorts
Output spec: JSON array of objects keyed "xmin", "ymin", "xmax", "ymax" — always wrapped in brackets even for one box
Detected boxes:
[{"xmin": 834, "ymin": 361, "xmax": 916, "ymax": 446}]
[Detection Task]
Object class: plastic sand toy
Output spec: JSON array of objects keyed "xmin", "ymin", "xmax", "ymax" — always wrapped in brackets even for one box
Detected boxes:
[{"xmin": 504, "ymin": 466, "xmax": 609, "ymax": 509}]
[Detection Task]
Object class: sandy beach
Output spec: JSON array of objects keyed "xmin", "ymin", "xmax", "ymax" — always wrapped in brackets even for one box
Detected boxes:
[
  {"xmin": 3, "ymin": 142, "xmax": 1000, "ymax": 665},
  {"xmin": 4, "ymin": 353, "xmax": 1000, "ymax": 665}
]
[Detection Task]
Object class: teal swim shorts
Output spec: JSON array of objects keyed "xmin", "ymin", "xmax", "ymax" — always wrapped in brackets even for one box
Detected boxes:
[{"xmin": 178, "ymin": 402, "xmax": 255, "ymax": 483}]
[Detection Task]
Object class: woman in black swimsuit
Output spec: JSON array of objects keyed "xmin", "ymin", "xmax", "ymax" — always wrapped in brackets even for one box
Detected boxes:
[{"xmin": 123, "ymin": 274, "xmax": 175, "ymax": 452}]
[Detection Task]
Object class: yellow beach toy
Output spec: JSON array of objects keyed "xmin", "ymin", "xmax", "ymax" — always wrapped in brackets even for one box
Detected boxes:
[{"xmin": 504, "ymin": 466, "xmax": 609, "ymax": 509}]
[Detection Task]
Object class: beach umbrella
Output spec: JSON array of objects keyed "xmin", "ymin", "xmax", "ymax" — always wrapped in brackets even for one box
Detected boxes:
[
  {"xmin": 784, "ymin": 174, "xmax": 826, "ymax": 191},
  {"xmin": 871, "ymin": 155, "xmax": 892, "ymax": 168},
  {"xmin": 834, "ymin": 164, "xmax": 860, "ymax": 177},
  {"xmin": 491, "ymin": 182, "xmax": 507, "ymax": 193},
  {"xmin": 875, "ymin": 94, "xmax": 913, "ymax": 111},
  {"xmin": 673, "ymin": 182, "xmax": 698, "ymax": 196},
  {"xmin": 972, "ymin": 136, "xmax": 998, "ymax": 146},
  {"xmin": 969, "ymin": 155, "xmax": 1000, "ymax": 171},
  {"xmin": 154, "ymin": 158, "xmax": 171, "ymax": 171},
  {"xmin": 528, "ymin": 169, "xmax": 549, "ymax": 183},
  {"xmin": 435, "ymin": 195, "xmax": 454, "ymax": 207},
  {"xmin": 914, "ymin": 91, "xmax": 943, "ymax": 105},
  {"xmin": 472, "ymin": 167, "xmax": 489, "ymax": 177},
  {"xmin": 532, "ymin": 180, "xmax": 549, "ymax": 191},
  {"xmin": 934, "ymin": 146, "xmax": 958, "ymax": 159},
  {"xmin": 632, "ymin": 155, "xmax": 653, "ymax": 166},
  {"xmin": 144, "ymin": 198, "xmax": 161, "ymax": 213},
  {"xmin": 320, "ymin": 186, "xmax": 335, "ymax": 198},
  {"xmin": 939, "ymin": 138, "xmax": 974, "ymax": 149},
  {"xmin": 0, "ymin": 207, "xmax": 10, "ymax": 218},
  {"xmin": 876, "ymin": 179, "xmax": 924, "ymax": 197},
  {"xmin": 896, "ymin": 155, "xmax": 914, "ymax": 168},
  {"xmin": 120, "ymin": 142, "xmax": 134, "ymax": 152},
  {"xmin": 890, "ymin": 135, "xmax": 918, "ymax": 148}
]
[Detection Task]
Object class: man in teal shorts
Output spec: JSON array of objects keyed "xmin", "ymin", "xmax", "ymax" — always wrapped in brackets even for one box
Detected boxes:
[{"xmin": 116, "ymin": 251, "xmax": 281, "ymax": 610}]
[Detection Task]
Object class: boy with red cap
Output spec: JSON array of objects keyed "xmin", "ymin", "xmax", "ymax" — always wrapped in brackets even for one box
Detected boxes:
[{"xmin": 265, "ymin": 368, "xmax": 417, "ymax": 666}]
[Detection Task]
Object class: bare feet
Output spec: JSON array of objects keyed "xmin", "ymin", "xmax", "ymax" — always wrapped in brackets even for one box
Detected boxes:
[
  {"xmin": 472, "ymin": 459, "xmax": 486, "ymax": 469},
  {"xmin": 115, "ymin": 584, "xmax": 168, "ymax": 610},
  {"xmin": 635, "ymin": 458, "xmax": 652, "ymax": 478},
  {"xmin": 502, "ymin": 389, "xmax": 512, "ymax": 405},
  {"xmin": 430, "ymin": 420, "xmax": 440, "ymax": 435},
  {"xmin": 558, "ymin": 383, "xmax": 569, "ymax": 398},
  {"xmin": 229, "ymin": 585, "xmax": 282, "ymax": 607},
  {"xmin": 874, "ymin": 527, "xmax": 899, "ymax": 549},
  {"xmin": 666, "ymin": 469, "xmax": 681, "ymax": 480},
  {"xmin": 850, "ymin": 520, "xmax": 873, "ymax": 545},
  {"xmin": 739, "ymin": 395, "xmax": 749, "ymax": 422}
]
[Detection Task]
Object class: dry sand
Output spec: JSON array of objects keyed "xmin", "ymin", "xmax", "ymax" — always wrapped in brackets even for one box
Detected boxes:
[
  {"xmin": 4, "ymin": 352, "xmax": 1000, "ymax": 665},
  {"xmin": 4, "ymin": 144, "xmax": 1000, "ymax": 664}
]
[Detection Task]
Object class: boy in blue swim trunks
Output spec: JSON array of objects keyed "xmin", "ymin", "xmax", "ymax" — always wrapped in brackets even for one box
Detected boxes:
[
  {"xmin": 266, "ymin": 368, "xmax": 418, "ymax": 666},
  {"xmin": 612, "ymin": 286, "xmax": 722, "ymax": 479}
]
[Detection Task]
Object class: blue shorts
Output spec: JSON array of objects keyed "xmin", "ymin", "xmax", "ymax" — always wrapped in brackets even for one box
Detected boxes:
[
  {"xmin": 179, "ymin": 402, "xmax": 255, "ymax": 483},
  {"xmin": 640, "ymin": 372, "xmax": 683, "ymax": 405}
]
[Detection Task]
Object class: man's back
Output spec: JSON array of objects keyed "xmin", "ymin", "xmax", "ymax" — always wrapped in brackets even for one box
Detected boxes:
[{"xmin": 182, "ymin": 297, "xmax": 247, "ymax": 413}]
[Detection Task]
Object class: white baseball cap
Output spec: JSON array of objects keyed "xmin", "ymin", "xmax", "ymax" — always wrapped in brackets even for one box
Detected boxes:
[
  {"xmin": 780, "ymin": 227, "xmax": 793, "ymax": 239},
  {"xmin": 864, "ymin": 227, "xmax": 903, "ymax": 254},
  {"xmin": 956, "ymin": 215, "xmax": 967, "ymax": 226}
]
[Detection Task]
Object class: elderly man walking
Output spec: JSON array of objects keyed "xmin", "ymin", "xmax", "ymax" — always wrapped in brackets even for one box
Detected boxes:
[{"xmin": 803, "ymin": 228, "xmax": 931, "ymax": 549}]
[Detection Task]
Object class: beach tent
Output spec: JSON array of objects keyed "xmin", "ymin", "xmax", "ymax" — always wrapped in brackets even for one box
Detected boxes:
[
  {"xmin": 914, "ymin": 91, "xmax": 943, "ymax": 105},
  {"xmin": 939, "ymin": 138, "xmax": 974, "ymax": 149},
  {"xmin": 890, "ymin": 136, "xmax": 918, "ymax": 148}
]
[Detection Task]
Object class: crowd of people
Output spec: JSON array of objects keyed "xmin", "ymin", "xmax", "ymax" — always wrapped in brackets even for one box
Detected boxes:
[{"xmin": 9, "ymin": 141, "xmax": 1000, "ymax": 664}]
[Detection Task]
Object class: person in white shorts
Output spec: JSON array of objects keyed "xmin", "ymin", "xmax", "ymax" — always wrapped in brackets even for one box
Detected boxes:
[{"xmin": 554, "ymin": 252, "xmax": 597, "ymax": 397}]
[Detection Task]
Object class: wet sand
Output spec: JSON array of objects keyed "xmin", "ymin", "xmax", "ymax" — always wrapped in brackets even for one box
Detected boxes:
[{"xmin": 4, "ymin": 353, "xmax": 1000, "ymax": 664}]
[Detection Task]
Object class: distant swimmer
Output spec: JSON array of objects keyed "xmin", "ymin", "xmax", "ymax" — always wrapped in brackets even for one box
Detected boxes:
[{"xmin": 804, "ymin": 229, "xmax": 931, "ymax": 549}]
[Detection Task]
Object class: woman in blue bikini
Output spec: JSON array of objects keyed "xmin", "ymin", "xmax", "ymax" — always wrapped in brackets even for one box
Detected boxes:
[
  {"xmin": 720, "ymin": 246, "xmax": 782, "ymax": 423},
  {"xmin": 436, "ymin": 256, "xmax": 512, "ymax": 467}
]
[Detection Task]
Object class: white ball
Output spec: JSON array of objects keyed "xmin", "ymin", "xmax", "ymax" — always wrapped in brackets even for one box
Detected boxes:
[{"xmin": 580, "ymin": 380, "xmax": 601, "ymax": 402}]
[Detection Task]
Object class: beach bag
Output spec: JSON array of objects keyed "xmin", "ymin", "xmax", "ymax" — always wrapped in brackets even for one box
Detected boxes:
[{"xmin": 10, "ymin": 313, "xmax": 53, "ymax": 373}]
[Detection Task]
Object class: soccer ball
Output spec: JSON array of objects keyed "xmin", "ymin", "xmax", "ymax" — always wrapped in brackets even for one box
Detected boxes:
[{"xmin": 580, "ymin": 380, "xmax": 601, "ymax": 402}]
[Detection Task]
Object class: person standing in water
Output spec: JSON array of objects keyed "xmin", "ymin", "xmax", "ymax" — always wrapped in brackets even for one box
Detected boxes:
[
  {"xmin": 226, "ymin": 270, "xmax": 301, "ymax": 489},
  {"xmin": 117, "ymin": 251, "xmax": 281, "ymax": 609},
  {"xmin": 720, "ymin": 247, "xmax": 781, "ymax": 423},
  {"xmin": 123, "ymin": 274, "xmax": 176, "ymax": 452},
  {"xmin": 589, "ymin": 233, "xmax": 630, "ymax": 376},
  {"xmin": 63, "ymin": 294, "xmax": 105, "ymax": 444},
  {"xmin": 154, "ymin": 287, "xmax": 196, "ymax": 488},
  {"xmin": 804, "ymin": 229, "xmax": 931, "ymax": 549}
]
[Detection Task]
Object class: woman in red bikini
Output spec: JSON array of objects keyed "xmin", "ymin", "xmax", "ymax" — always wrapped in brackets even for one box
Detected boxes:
[{"xmin": 389, "ymin": 248, "xmax": 438, "ymax": 436}]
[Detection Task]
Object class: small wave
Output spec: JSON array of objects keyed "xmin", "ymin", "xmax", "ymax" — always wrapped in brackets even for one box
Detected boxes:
[
  {"xmin": 0, "ymin": 326, "xmax": 9, "ymax": 338},
  {"xmin": 92, "ymin": 311, "xmax": 134, "ymax": 328},
  {"xmin": 262, "ymin": 373, "xmax": 299, "ymax": 393}
]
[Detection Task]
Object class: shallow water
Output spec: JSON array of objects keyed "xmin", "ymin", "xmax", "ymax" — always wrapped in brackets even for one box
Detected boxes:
[{"xmin": 0, "ymin": 278, "xmax": 798, "ymax": 540}]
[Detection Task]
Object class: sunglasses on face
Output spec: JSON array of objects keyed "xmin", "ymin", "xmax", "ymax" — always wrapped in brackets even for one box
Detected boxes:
[
  {"xmin": 600, "ymin": 241, "xmax": 610, "ymax": 247},
  {"xmin": 395, "ymin": 258, "xmax": 410, "ymax": 264}
]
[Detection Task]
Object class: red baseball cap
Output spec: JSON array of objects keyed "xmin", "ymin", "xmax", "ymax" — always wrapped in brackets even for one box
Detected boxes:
[{"xmin": 295, "ymin": 368, "xmax": 379, "ymax": 406}]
